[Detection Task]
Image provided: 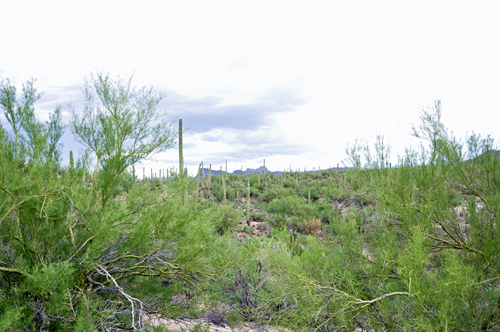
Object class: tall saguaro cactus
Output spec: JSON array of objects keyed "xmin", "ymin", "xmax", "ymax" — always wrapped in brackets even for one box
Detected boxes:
[{"xmin": 179, "ymin": 118, "xmax": 184, "ymax": 178}]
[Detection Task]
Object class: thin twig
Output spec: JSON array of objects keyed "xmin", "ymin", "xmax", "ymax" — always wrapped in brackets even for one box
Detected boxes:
[{"xmin": 97, "ymin": 265, "xmax": 144, "ymax": 331}]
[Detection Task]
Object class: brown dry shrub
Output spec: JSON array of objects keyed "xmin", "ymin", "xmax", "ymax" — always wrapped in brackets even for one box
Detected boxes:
[{"xmin": 297, "ymin": 218, "xmax": 321, "ymax": 235}]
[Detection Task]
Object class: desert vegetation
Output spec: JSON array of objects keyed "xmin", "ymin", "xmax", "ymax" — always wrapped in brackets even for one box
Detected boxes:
[{"xmin": 0, "ymin": 75, "xmax": 499, "ymax": 331}]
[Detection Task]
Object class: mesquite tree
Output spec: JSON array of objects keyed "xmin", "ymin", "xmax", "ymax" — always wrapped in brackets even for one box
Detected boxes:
[
  {"xmin": 0, "ymin": 78, "xmax": 65, "ymax": 167},
  {"xmin": 70, "ymin": 72, "xmax": 176, "ymax": 207}
]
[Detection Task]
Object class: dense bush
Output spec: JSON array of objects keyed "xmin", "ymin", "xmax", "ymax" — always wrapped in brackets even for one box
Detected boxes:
[{"xmin": 0, "ymin": 75, "xmax": 230, "ymax": 331}]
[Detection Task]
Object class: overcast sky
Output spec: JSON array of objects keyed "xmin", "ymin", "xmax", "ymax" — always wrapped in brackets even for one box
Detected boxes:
[{"xmin": 1, "ymin": 1, "xmax": 500, "ymax": 175}]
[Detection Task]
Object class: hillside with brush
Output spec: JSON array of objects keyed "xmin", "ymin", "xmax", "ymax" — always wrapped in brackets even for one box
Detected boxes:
[{"xmin": 1, "ymin": 76, "xmax": 499, "ymax": 331}]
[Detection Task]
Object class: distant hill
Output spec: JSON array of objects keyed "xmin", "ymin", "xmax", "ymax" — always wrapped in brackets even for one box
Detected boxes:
[
  {"xmin": 194, "ymin": 166, "xmax": 347, "ymax": 177},
  {"xmin": 474, "ymin": 149, "xmax": 500, "ymax": 161}
]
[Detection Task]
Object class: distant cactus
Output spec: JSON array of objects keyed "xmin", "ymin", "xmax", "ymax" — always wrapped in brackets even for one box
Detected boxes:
[
  {"xmin": 308, "ymin": 181, "xmax": 311, "ymax": 204},
  {"xmin": 208, "ymin": 164, "xmax": 212, "ymax": 198},
  {"xmin": 195, "ymin": 163, "xmax": 201, "ymax": 202},
  {"xmin": 221, "ymin": 166, "xmax": 226, "ymax": 203},
  {"xmin": 247, "ymin": 179, "xmax": 251, "ymax": 221},
  {"xmin": 201, "ymin": 161, "xmax": 205, "ymax": 188},
  {"xmin": 337, "ymin": 163, "xmax": 340, "ymax": 187}
]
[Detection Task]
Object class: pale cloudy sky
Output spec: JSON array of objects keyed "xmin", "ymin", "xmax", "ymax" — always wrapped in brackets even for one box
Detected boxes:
[{"xmin": 1, "ymin": 1, "xmax": 499, "ymax": 175}]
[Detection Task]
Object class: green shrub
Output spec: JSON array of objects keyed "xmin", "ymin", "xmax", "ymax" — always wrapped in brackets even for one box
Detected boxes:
[{"xmin": 212, "ymin": 204, "xmax": 241, "ymax": 235}]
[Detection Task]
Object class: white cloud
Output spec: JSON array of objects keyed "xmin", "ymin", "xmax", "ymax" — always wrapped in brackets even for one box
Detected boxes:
[{"xmin": 1, "ymin": 1, "xmax": 499, "ymax": 174}]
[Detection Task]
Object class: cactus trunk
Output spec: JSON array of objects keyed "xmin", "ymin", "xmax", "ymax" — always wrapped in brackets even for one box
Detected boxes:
[{"xmin": 69, "ymin": 150, "xmax": 74, "ymax": 172}]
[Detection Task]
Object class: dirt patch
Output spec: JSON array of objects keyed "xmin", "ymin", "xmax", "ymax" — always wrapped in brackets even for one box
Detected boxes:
[{"xmin": 144, "ymin": 315, "xmax": 292, "ymax": 332}]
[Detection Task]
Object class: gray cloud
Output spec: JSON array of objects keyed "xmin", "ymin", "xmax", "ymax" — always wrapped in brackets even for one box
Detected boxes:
[
  {"xmin": 154, "ymin": 127, "xmax": 309, "ymax": 169},
  {"xmin": 160, "ymin": 85, "xmax": 307, "ymax": 134},
  {"xmin": 151, "ymin": 85, "xmax": 309, "ymax": 167},
  {"xmin": 38, "ymin": 83, "xmax": 82, "ymax": 109},
  {"xmin": 1, "ymin": 78, "xmax": 309, "ymax": 168}
]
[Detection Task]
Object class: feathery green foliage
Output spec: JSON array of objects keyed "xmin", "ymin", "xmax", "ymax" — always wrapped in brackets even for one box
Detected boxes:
[{"xmin": 70, "ymin": 72, "xmax": 175, "ymax": 208}]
